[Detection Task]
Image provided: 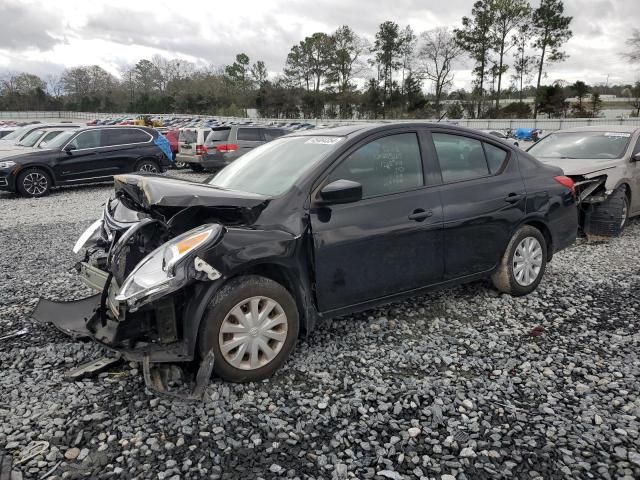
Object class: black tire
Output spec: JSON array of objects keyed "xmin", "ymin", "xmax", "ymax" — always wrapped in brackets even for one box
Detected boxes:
[
  {"xmin": 190, "ymin": 164, "xmax": 204, "ymax": 172},
  {"xmin": 584, "ymin": 186, "xmax": 629, "ymax": 238},
  {"xmin": 491, "ymin": 225, "xmax": 547, "ymax": 296},
  {"xmin": 135, "ymin": 159, "xmax": 160, "ymax": 173},
  {"xmin": 198, "ymin": 275, "xmax": 299, "ymax": 382},
  {"xmin": 16, "ymin": 168, "xmax": 51, "ymax": 198}
]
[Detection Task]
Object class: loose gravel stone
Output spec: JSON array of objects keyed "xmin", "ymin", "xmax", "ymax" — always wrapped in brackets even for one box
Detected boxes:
[{"xmin": 1, "ymin": 172, "xmax": 639, "ymax": 479}]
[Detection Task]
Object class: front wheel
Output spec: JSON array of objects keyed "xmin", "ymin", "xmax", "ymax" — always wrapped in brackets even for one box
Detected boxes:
[
  {"xmin": 584, "ymin": 186, "xmax": 629, "ymax": 238},
  {"xmin": 198, "ymin": 275, "xmax": 299, "ymax": 382},
  {"xmin": 16, "ymin": 168, "xmax": 51, "ymax": 197},
  {"xmin": 491, "ymin": 225, "xmax": 547, "ymax": 296}
]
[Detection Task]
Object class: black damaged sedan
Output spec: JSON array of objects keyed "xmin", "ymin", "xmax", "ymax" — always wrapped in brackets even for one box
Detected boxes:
[{"xmin": 35, "ymin": 123, "xmax": 578, "ymax": 383}]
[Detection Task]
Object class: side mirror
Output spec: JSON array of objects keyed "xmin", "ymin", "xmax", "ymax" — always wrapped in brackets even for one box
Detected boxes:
[
  {"xmin": 64, "ymin": 144, "xmax": 76, "ymax": 154},
  {"xmin": 633, "ymin": 152, "xmax": 640, "ymax": 161},
  {"xmin": 318, "ymin": 179, "xmax": 362, "ymax": 205}
]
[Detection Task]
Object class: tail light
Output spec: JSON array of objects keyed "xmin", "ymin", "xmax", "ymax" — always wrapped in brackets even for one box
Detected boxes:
[
  {"xmin": 216, "ymin": 144, "xmax": 238, "ymax": 153},
  {"xmin": 554, "ymin": 176, "xmax": 575, "ymax": 196},
  {"xmin": 195, "ymin": 144, "xmax": 207, "ymax": 155}
]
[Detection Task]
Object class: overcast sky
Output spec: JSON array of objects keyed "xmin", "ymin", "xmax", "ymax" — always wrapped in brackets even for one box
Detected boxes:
[{"xmin": 0, "ymin": 0, "xmax": 638, "ymax": 92}]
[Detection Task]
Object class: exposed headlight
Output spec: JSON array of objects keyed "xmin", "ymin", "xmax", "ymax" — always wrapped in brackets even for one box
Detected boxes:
[
  {"xmin": 0, "ymin": 161, "xmax": 16, "ymax": 169},
  {"xmin": 115, "ymin": 224, "xmax": 222, "ymax": 311},
  {"xmin": 73, "ymin": 219, "xmax": 104, "ymax": 253}
]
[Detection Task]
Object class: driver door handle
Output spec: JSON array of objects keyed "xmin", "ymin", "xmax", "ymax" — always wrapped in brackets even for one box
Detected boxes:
[{"xmin": 408, "ymin": 209, "xmax": 433, "ymax": 222}]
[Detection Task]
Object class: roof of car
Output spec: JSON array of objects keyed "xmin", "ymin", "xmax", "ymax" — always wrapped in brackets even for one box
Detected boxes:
[
  {"xmin": 75, "ymin": 125, "xmax": 157, "ymax": 133},
  {"xmin": 556, "ymin": 125, "xmax": 640, "ymax": 133},
  {"xmin": 290, "ymin": 122, "xmax": 497, "ymax": 138}
]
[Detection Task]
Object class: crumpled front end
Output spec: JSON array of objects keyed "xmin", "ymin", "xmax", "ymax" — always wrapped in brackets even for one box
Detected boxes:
[{"xmin": 33, "ymin": 195, "xmax": 225, "ymax": 363}]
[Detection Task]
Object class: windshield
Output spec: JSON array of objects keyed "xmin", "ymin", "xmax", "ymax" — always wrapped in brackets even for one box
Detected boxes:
[
  {"xmin": 208, "ymin": 135, "xmax": 344, "ymax": 196},
  {"xmin": 528, "ymin": 131, "xmax": 632, "ymax": 159},
  {"xmin": 42, "ymin": 130, "xmax": 75, "ymax": 150},
  {"xmin": 18, "ymin": 129, "xmax": 46, "ymax": 147},
  {"xmin": 2, "ymin": 126, "xmax": 28, "ymax": 141}
]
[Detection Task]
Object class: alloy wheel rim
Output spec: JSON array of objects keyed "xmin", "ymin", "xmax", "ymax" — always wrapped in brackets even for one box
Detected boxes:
[
  {"xmin": 513, "ymin": 237, "xmax": 543, "ymax": 287},
  {"xmin": 218, "ymin": 296, "xmax": 288, "ymax": 370},
  {"xmin": 23, "ymin": 172, "xmax": 48, "ymax": 196},
  {"xmin": 621, "ymin": 200, "xmax": 628, "ymax": 229},
  {"xmin": 139, "ymin": 163, "xmax": 158, "ymax": 173}
]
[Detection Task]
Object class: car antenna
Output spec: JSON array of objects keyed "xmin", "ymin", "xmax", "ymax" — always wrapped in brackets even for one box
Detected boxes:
[{"xmin": 437, "ymin": 112, "xmax": 447, "ymax": 123}]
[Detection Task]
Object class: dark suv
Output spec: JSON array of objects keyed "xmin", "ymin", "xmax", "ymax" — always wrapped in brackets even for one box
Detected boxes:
[
  {"xmin": 0, "ymin": 126, "xmax": 172, "ymax": 197},
  {"xmin": 36, "ymin": 123, "xmax": 577, "ymax": 386},
  {"xmin": 177, "ymin": 126, "xmax": 288, "ymax": 171}
]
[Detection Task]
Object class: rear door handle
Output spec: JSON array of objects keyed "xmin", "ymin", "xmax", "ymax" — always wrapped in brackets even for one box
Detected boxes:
[
  {"xmin": 408, "ymin": 209, "xmax": 433, "ymax": 222},
  {"xmin": 505, "ymin": 193, "xmax": 524, "ymax": 203}
]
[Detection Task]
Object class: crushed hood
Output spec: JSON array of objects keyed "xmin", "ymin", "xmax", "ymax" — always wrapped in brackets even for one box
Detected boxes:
[
  {"xmin": 536, "ymin": 157, "xmax": 618, "ymax": 177},
  {"xmin": 114, "ymin": 174, "xmax": 269, "ymax": 210}
]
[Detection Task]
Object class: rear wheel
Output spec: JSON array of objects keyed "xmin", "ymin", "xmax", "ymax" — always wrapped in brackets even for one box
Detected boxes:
[
  {"xmin": 491, "ymin": 225, "xmax": 547, "ymax": 296},
  {"xmin": 198, "ymin": 275, "xmax": 299, "ymax": 382},
  {"xmin": 16, "ymin": 168, "xmax": 51, "ymax": 197},
  {"xmin": 584, "ymin": 186, "xmax": 629, "ymax": 238},
  {"xmin": 174, "ymin": 160, "xmax": 188, "ymax": 169},
  {"xmin": 189, "ymin": 164, "xmax": 204, "ymax": 172},
  {"xmin": 136, "ymin": 159, "xmax": 160, "ymax": 173}
]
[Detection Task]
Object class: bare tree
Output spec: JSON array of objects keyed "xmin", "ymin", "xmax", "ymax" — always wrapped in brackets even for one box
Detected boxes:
[
  {"xmin": 624, "ymin": 29, "xmax": 640, "ymax": 63},
  {"xmin": 45, "ymin": 73, "xmax": 64, "ymax": 99},
  {"xmin": 419, "ymin": 28, "xmax": 462, "ymax": 115}
]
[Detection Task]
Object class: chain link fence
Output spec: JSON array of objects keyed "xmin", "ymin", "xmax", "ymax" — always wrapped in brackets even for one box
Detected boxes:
[{"xmin": 1, "ymin": 111, "xmax": 639, "ymax": 131}]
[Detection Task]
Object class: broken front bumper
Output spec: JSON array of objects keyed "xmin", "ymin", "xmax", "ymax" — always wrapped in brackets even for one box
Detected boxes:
[{"xmin": 32, "ymin": 262, "xmax": 192, "ymax": 363}]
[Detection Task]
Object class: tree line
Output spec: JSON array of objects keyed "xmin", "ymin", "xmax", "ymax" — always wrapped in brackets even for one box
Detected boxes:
[{"xmin": 1, "ymin": 0, "xmax": 639, "ymax": 120}]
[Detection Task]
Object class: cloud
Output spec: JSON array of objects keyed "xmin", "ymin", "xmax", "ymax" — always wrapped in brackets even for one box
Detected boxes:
[
  {"xmin": 0, "ymin": 1, "xmax": 64, "ymax": 51},
  {"xmin": 0, "ymin": 0, "xmax": 638, "ymax": 88}
]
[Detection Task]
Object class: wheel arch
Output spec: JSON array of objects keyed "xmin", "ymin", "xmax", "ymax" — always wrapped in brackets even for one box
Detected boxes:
[
  {"xmin": 521, "ymin": 219, "xmax": 554, "ymax": 262},
  {"xmin": 183, "ymin": 260, "xmax": 315, "ymax": 361},
  {"xmin": 233, "ymin": 262, "xmax": 314, "ymax": 336},
  {"xmin": 16, "ymin": 164, "xmax": 57, "ymax": 186}
]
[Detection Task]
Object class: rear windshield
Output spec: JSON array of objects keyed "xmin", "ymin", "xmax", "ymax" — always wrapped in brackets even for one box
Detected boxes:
[
  {"xmin": 179, "ymin": 129, "xmax": 197, "ymax": 144},
  {"xmin": 205, "ymin": 128, "xmax": 231, "ymax": 144},
  {"xmin": 528, "ymin": 131, "xmax": 632, "ymax": 159}
]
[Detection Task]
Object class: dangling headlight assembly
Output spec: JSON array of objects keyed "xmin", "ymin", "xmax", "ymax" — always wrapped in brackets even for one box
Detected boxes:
[{"xmin": 115, "ymin": 224, "xmax": 223, "ymax": 311}]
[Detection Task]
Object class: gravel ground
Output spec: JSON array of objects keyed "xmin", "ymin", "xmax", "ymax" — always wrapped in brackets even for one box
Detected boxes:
[{"xmin": 1, "ymin": 171, "xmax": 639, "ymax": 480}]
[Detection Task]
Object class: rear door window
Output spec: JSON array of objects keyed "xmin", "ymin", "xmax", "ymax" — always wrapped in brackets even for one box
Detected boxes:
[
  {"xmin": 432, "ymin": 133, "xmax": 490, "ymax": 183},
  {"xmin": 237, "ymin": 128, "xmax": 264, "ymax": 142},
  {"xmin": 102, "ymin": 128, "xmax": 151, "ymax": 147},
  {"xmin": 483, "ymin": 143, "xmax": 508, "ymax": 174}
]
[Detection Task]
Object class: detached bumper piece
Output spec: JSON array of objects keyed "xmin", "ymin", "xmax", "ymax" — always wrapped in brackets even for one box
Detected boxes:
[
  {"xmin": 142, "ymin": 350, "xmax": 215, "ymax": 401},
  {"xmin": 31, "ymin": 295, "xmax": 100, "ymax": 339}
]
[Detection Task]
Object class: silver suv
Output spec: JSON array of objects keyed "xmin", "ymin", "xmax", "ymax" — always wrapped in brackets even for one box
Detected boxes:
[{"xmin": 176, "ymin": 126, "xmax": 288, "ymax": 172}]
